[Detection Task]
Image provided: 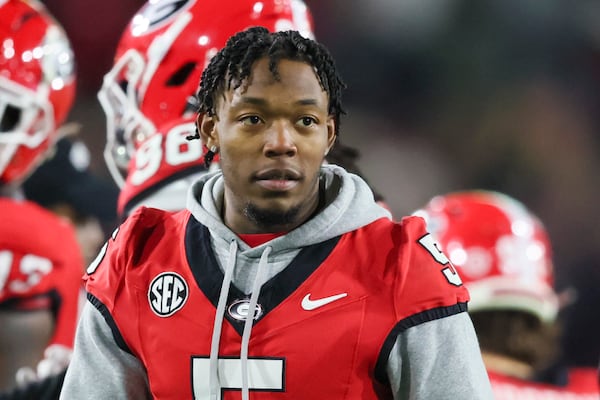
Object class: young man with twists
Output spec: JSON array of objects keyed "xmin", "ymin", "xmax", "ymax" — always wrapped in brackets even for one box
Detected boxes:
[{"xmin": 61, "ymin": 28, "xmax": 492, "ymax": 399}]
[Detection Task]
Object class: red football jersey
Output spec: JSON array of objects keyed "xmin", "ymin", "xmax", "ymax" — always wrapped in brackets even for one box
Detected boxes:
[
  {"xmin": 85, "ymin": 208, "xmax": 470, "ymax": 399},
  {"xmin": 488, "ymin": 368, "xmax": 599, "ymax": 399},
  {"xmin": 0, "ymin": 198, "xmax": 84, "ymax": 348}
]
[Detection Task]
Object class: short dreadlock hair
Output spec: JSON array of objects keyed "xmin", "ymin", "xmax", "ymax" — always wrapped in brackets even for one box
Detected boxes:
[{"xmin": 195, "ymin": 27, "xmax": 346, "ymax": 137}]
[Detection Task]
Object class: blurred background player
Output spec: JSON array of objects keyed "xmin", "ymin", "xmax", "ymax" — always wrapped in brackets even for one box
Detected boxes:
[
  {"xmin": 116, "ymin": 114, "xmax": 207, "ymax": 217},
  {"xmin": 23, "ymin": 136, "xmax": 119, "ymax": 264},
  {"xmin": 100, "ymin": 0, "xmax": 316, "ymax": 219},
  {"xmin": 414, "ymin": 190, "xmax": 599, "ymax": 398},
  {"xmin": 0, "ymin": 0, "xmax": 83, "ymax": 393}
]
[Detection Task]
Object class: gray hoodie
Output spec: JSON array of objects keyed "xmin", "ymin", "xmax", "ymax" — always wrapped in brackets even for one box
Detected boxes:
[{"xmin": 60, "ymin": 165, "xmax": 492, "ymax": 399}]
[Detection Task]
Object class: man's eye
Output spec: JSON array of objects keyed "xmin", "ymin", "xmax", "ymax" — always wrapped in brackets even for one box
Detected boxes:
[
  {"xmin": 298, "ymin": 116, "xmax": 316, "ymax": 127},
  {"xmin": 241, "ymin": 115, "xmax": 261, "ymax": 125}
]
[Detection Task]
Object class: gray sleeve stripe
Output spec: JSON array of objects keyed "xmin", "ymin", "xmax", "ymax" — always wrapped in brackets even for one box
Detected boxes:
[
  {"xmin": 87, "ymin": 292, "xmax": 133, "ymax": 355},
  {"xmin": 374, "ymin": 301, "xmax": 468, "ymax": 383}
]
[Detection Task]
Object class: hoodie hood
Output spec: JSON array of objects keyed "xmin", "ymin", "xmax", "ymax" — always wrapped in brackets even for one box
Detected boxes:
[
  {"xmin": 186, "ymin": 163, "xmax": 391, "ymax": 300},
  {"xmin": 187, "ymin": 164, "xmax": 390, "ymax": 252}
]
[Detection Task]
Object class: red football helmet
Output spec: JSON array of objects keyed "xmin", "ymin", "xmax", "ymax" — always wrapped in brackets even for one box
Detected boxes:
[
  {"xmin": 0, "ymin": 0, "xmax": 76, "ymax": 185},
  {"xmin": 414, "ymin": 190, "xmax": 559, "ymax": 322},
  {"xmin": 117, "ymin": 115, "xmax": 220, "ymax": 217},
  {"xmin": 99, "ymin": 0, "xmax": 315, "ymax": 187}
]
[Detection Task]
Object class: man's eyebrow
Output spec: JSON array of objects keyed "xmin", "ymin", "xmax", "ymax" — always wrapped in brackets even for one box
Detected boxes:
[
  {"xmin": 296, "ymin": 98, "xmax": 320, "ymax": 106},
  {"xmin": 235, "ymin": 97, "xmax": 267, "ymax": 106},
  {"xmin": 233, "ymin": 97, "xmax": 321, "ymax": 107}
]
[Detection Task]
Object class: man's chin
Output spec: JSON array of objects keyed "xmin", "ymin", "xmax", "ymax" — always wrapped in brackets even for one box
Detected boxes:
[{"xmin": 243, "ymin": 202, "xmax": 302, "ymax": 231}]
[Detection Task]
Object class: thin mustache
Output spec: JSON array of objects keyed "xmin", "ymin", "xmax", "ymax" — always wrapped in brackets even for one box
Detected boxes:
[{"xmin": 253, "ymin": 168, "xmax": 302, "ymax": 180}]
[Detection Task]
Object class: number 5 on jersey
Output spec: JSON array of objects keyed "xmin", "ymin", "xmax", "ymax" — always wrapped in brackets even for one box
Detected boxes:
[{"xmin": 418, "ymin": 233, "xmax": 463, "ymax": 286}]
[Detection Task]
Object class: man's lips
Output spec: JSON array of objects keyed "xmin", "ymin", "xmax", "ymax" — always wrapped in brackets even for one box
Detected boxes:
[{"xmin": 253, "ymin": 168, "xmax": 302, "ymax": 191}]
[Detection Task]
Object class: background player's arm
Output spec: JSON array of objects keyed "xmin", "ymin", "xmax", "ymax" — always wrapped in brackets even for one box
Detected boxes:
[{"xmin": 46, "ymin": 223, "xmax": 85, "ymax": 349}]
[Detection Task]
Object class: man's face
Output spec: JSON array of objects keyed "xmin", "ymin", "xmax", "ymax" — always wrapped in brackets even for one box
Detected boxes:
[{"xmin": 200, "ymin": 57, "xmax": 335, "ymax": 233}]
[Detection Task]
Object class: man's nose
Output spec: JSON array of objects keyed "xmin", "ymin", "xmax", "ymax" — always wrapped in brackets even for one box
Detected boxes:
[{"xmin": 263, "ymin": 120, "xmax": 297, "ymax": 158}]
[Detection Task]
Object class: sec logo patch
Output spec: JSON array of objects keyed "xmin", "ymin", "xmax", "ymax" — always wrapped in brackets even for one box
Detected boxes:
[{"xmin": 148, "ymin": 272, "xmax": 189, "ymax": 317}]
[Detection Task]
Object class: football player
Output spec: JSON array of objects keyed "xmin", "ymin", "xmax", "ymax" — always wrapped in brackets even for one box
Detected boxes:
[
  {"xmin": 23, "ymin": 136, "xmax": 119, "ymax": 264},
  {"xmin": 61, "ymin": 27, "xmax": 492, "ymax": 399},
  {"xmin": 0, "ymin": 0, "xmax": 83, "ymax": 393},
  {"xmin": 414, "ymin": 190, "xmax": 600, "ymax": 398}
]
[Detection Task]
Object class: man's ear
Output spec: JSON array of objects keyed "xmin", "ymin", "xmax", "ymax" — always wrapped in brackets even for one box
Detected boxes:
[
  {"xmin": 197, "ymin": 113, "xmax": 218, "ymax": 149},
  {"xmin": 325, "ymin": 117, "xmax": 336, "ymax": 156}
]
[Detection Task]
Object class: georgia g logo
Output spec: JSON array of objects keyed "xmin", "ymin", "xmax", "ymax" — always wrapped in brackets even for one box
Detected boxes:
[{"xmin": 148, "ymin": 272, "xmax": 189, "ymax": 317}]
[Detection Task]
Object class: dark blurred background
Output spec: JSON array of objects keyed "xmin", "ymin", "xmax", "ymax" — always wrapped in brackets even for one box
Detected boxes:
[{"xmin": 41, "ymin": 0, "xmax": 600, "ymax": 367}]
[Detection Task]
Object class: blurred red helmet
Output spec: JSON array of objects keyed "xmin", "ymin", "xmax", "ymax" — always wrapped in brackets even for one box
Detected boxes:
[
  {"xmin": 99, "ymin": 0, "xmax": 315, "ymax": 187},
  {"xmin": 414, "ymin": 190, "xmax": 559, "ymax": 322},
  {"xmin": 117, "ymin": 115, "xmax": 219, "ymax": 218},
  {"xmin": 0, "ymin": 0, "xmax": 76, "ymax": 185}
]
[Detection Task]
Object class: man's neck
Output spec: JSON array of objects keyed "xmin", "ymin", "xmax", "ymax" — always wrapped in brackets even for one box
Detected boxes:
[{"xmin": 238, "ymin": 232, "xmax": 286, "ymax": 248}]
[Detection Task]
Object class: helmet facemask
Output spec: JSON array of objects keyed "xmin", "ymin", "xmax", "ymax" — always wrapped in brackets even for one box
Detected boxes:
[
  {"xmin": 98, "ymin": 49, "xmax": 156, "ymax": 187},
  {"xmin": 0, "ymin": 76, "xmax": 55, "ymax": 183}
]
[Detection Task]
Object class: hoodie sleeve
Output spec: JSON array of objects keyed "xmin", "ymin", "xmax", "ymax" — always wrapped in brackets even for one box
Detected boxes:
[
  {"xmin": 59, "ymin": 304, "xmax": 151, "ymax": 399},
  {"xmin": 382, "ymin": 216, "xmax": 492, "ymax": 398},
  {"xmin": 59, "ymin": 208, "xmax": 155, "ymax": 399},
  {"xmin": 386, "ymin": 313, "xmax": 493, "ymax": 399}
]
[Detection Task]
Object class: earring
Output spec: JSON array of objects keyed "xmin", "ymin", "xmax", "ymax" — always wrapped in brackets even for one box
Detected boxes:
[{"xmin": 204, "ymin": 145, "xmax": 218, "ymax": 168}]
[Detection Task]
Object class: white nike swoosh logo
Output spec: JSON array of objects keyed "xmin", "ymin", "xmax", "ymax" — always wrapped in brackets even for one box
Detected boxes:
[{"xmin": 301, "ymin": 293, "xmax": 348, "ymax": 311}]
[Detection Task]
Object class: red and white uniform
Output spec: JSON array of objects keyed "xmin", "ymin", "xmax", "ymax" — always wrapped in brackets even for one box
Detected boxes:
[
  {"xmin": 82, "ymin": 209, "xmax": 470, "ymax": 399},
  {"xmin": 62, "ymin": 166, "xmax": 492, "ymax": 399},
  {"xmin": 0, "ymin": 198, "xmax": 83, "ymax": 349}
]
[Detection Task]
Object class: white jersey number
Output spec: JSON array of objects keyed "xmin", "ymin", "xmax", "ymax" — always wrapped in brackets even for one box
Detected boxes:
[
  {"xmin": 192, "ymin": 357, "xmax": 285, "ymax": 399},
  {"xmin": 0, "ymin": 250, "xmax": 53, "ymax": 294},
  {"xmin": 130, "ymin": 122, "xmax": 202, "ymax": 186},
  {"xmin": 418, "ymin": 234, "xmax": 463, "ymax": 286}
]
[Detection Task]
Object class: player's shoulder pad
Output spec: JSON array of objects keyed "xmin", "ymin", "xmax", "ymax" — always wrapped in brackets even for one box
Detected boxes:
[
  {"xmin": 84, "ymin": 206, "xmax": 191, "ymax": 309},
  {"xmin": 365, "ymin": 214, "xmax": 431, "ymax": 244},
  {"xmin": 86, "ymin": 206, "xmax": 189, "ymax": 277}
]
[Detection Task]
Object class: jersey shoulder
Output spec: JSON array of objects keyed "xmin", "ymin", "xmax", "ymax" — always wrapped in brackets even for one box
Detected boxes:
[
  {"xmin": 350, "ymin": 215, "xmax": 470, "ymax": 319},
  {"xmin": 84, "ymin": 206, "xmax": 191, "ymax": 309}
]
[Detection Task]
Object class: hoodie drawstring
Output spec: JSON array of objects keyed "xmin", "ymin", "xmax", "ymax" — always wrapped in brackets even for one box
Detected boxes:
[
  {"xmin": 241, "ymin": 246, "xmax": 271, "ymax": 400},
  {"xmin": 208, "ymin": 242, "xmax": 272, "ymax": 400},
  {"xmin": 209, "ymin": 240, "xmax": 238, "ymax": 399}
]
